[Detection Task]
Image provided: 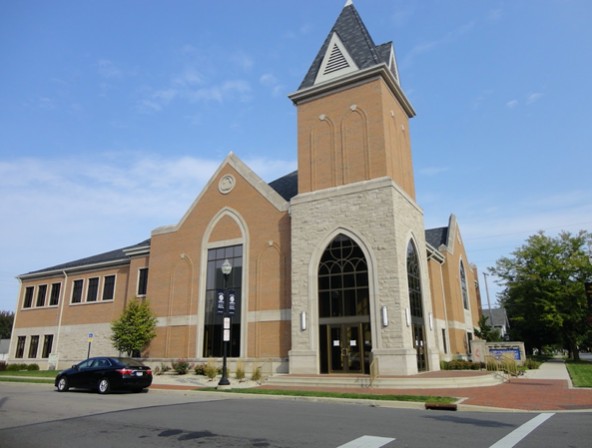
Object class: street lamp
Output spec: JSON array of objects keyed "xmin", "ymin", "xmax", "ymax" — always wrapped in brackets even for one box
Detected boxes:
[{"xmin": 217, "ymin": 259, "xmax": 233, "ymax": 387}]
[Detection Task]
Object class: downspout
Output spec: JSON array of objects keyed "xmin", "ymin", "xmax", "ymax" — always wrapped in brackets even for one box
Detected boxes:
[
  {"xmin": 54, "ymin": 270, "xmax": 68, "ymax": 366},
  {"xmin": 9, "ymin": 278, "xmax": 23, "ymax": 360}
]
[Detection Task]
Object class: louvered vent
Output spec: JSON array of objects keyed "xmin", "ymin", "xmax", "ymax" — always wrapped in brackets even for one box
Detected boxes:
[{"xmin": 323, "ymin": 44, "xmax": 350, "ymax": 75}]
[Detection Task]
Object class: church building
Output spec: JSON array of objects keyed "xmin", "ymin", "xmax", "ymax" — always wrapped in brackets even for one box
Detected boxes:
[{"xmin": 9, "ymin": 2, "xmax": 482, "ymax": 377}]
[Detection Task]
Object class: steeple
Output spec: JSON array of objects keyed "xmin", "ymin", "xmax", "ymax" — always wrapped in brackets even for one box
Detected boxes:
[{"xmin": 299, "ymin": 0, "xmax": 401, "ymax": 90}]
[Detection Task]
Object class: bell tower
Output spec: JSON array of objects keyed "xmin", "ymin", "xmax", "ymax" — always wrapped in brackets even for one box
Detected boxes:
[
  {"xmin": 289, "ymin": 0, "xmax": 416, "ymax": 198},
  {"xmin": 288, "ymin": 1, "xmax": 439, "ymax": 376}
]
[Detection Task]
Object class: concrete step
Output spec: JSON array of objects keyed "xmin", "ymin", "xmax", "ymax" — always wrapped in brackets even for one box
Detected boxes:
[{"xmin": 264, "ymin": 372, "xmax": 503, "ymax": 389}]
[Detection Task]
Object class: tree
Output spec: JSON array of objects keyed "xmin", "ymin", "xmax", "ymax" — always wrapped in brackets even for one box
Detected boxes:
[
  {"xmin": 0, "ymin": 310, "xmax": 14, "ymax": 339},
  {"xmin": 474, "ymin": 314, "xmax": 501, "ymax": 342},
  {"xmin": 111, "ymin": 298, "xmax": 157, "ymax": 356},
  {"xmin": 490, "ymin": 230, "xmax": 592, "ymax": 360}
]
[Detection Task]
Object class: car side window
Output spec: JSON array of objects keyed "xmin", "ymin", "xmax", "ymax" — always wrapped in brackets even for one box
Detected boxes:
[{"xmin": 78, "ymin": 359, "xmax": 93, "ymax": 369}]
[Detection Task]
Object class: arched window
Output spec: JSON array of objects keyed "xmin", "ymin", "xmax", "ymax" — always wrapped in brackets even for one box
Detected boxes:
[
  {"xmin": 318, "ymin": 235, "xmax": 369, "ymax": 318},
  {"xmin": 407, "ymin": 240, "xmax": 427, "ymax": 372},
  {"xmin": 407, "ymin": 241, "xmax": 423, "ymax": 318},
  {"xmin": 460, "ymin": 261, "xmax": 469, "ymax": 310}
]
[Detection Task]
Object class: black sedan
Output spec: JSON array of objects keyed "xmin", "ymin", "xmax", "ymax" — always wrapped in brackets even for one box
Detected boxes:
[{"xmin": 55, "ymin": 356, "xmax": 153, "ymax": 394}]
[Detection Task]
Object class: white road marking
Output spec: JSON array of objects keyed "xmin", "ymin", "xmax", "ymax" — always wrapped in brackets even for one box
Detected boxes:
[
  {"xmin": 489, "ymin": 413, "xmax": 555, "ymax": 448},
  {"xmin": 337, "ymin": 435, "xmax": 395, "ymax": 448}
]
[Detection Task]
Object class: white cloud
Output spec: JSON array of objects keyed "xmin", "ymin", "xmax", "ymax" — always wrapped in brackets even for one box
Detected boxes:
[
  {"xmin": 97, "ymin": 59, "xmax": 124, "ymax": 79},
  {"xmin": 0, "ymin": 152, "xmax": 295, "ymax": 311},
  {"xmin": 527, "ymin": 92, "xmax": 544, "ymax": 104},
  {"xmin": 506, "ymin": 99, "xmax": 519, "ymax": 109},
  {"xmin": 419, "ymin": 166, "xmax": 449, "ymax": 176}
]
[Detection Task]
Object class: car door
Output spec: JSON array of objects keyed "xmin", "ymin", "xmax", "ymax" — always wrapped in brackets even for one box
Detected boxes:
[{"xmin": 68, "ymin": 358, "xmax": 94, "ymax": 388}]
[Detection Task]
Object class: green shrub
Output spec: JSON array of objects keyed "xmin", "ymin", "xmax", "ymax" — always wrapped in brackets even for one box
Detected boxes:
[
  {"xmin": 194, "ymin": 363, "xmax": 206, "ymax": 375},
  {"xmin": 6, "ymin": 363, "xmax": 28, "ymax": 371},
  {"xmin": 440, "ymin": 360, "xmax": 484, "ymax": 370},
  {"xmin": 251, "ymin": 366, "xmax": 262, "ymax": 382},
  {"xmin": 26, "ymin": 363, "xmax": 40, "ymax": 371},
  {"xmin": 204, "ymin": 359, "xmax": 219, "ymax": 380},
  {"xmin": 0, "ymin": 361, "xmax": 6, "ymax": 371},
  {"xmin": 235, "ymin": 362, "xmax": 245, "ymax": 380},
  {"xmin": 171, "ymin": 359, "xmax": 190, "ymax": 375},
  {"xmin": 160, "ymin": 362, "xmax": 171, "ymax": 373},
  {"xmin": 524, "ymin": 357, "xmax": 541, "ymax": 370}
]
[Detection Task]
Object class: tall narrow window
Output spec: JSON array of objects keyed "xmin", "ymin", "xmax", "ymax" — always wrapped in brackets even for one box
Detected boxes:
[
  {"xmin": 15, "ymin": 336, "xmax": 26, "ymax": 358},
  {"xmin": 71, "ymin": 279, "xmax": 83, "ymax": 303},
  {"xmin": 49, "ymin": 283, "xmax": 61, "ymax": 306},
  {"xmin": 87, "ymin": 277, "xmax": 99, "ymax": 302},
  {"xmin": 28, "ymin": 335, "xmax": 39, "ymax": 358},
  {"xmin": 42, "ymin": 335, "xmax": 54, "ymax": 358},
  {"xmin": 460, "ymin": 261, "xmax": 469, "ymax": 310},
  {"xmin": 23, "ymin": 287, "xmax": 34, "ymax": 308},
  {"xmin": 203, "ymin": 245, "xmax": 243, "ymax": 358},
  {"xmin": 103, "ymin": 275, "xmax": 115, "ymax": 301},
  {"xmin": 36, "ymin": 285, "xmax": 47, "ymax": 307},
  {"xmin": 137, "ymin": 268, "xmax": 148, "ymax": 296},
  {"xmin": 407, "ymin": 241, "xmax": 427, "ymax": 372}
]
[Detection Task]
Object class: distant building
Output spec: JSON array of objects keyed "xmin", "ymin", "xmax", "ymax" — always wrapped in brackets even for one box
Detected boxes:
[
  {"xmin": 0, "ymin": 339, "xmax": 10, "ymax": 362},
  {"xmin": 9, "ymin": 2, "xmax": 481, "ymax": 376},
  {"xmin": 483, "ymin": 308, "xmax": 510, "ymax": 340}
]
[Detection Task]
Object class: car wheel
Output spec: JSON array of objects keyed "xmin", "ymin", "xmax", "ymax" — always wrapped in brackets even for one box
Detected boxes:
[
  {"xmin": 97, "ymin": 377, "xmax": 111, "ymax": 394},
  {"xmin": 56, "ymin": 377, "xmax": 69, "ymax": 392}
]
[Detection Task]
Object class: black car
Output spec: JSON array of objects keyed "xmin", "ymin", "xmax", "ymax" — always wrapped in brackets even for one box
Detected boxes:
[{"xmin": 55, "ymin": 356, "xmax": 153, "ymax": 394}]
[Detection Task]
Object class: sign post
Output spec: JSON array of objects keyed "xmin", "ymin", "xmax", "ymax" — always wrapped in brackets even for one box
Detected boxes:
[{"xmin": 87, "ymin": 333, "xmax": 94, "ymax": 359}]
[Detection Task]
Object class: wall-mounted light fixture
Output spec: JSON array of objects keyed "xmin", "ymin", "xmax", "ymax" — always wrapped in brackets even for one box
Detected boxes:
[
  {"xmin": 429, "ymin": 312, "xmax": 433, "ymax": 331},
  {"xmin": 300, "ymin": 311, "xmax": 307, "ymax": 331},
  {"xmin": 381, "ymin": 305, "xmax": 388, "ymax": 327},
  {"xmin": 405, "ymin": 308, "xmax": 411, "ymax": 327}
]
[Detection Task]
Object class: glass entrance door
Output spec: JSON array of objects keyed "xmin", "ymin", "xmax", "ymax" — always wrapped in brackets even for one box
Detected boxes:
[{"xmin": 325, "ymin": 323, "xmax": 369, "ymax": 373}]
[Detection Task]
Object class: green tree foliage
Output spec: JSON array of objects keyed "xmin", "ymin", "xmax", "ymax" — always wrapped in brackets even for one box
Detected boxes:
[
  {"xmin": 491, "ymin": 231, "xmax": 592, "ymax": 359},
  {"xmin": 0, "ymin": 311, "xmax": 15, "ymax": 339},
  {"xmin": 110, "ymin": 298, "xmax": 157, "ymax": 356},
  {"xmin": 474, "ymin": 314, "xmax": 501, "ymax": 342}
]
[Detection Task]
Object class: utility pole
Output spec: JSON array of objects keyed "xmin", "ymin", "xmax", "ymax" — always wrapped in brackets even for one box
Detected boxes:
[{"xmin": 483, "ymin": 272, "xmax": 494, "ymax": 325}]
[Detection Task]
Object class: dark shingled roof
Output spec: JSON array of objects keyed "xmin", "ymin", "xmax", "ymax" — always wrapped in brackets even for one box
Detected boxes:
[
  {"xmin": 269, "ymin": 170, "xmax": 298, "ymax": 201},
  {"xmin": 425, "ymin": 227, "xmax": 448, "ymax": 249},
  {"xmin": 21, "ymin": 239, "xmax": 151, "ymax": 277},
  {"xmin": 299, "ymin": 3, "xmax": 393, "ymax": 90}
]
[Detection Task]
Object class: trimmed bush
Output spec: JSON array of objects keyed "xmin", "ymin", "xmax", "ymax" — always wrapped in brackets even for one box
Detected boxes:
[
  {"xmin": 440, "ymin": 360, "xmax": 484, "ymax": 370},
  {"xmin": 26, "ymin": 363, "xmax": 40, "ymax": 371},
  {"xmin": 171, "ymin": 359, "xmax": 190, "ymax": 375}
]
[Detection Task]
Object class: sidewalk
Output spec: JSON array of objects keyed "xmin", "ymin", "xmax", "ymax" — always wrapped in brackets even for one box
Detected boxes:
[{"xmin": 150, "ymin": 359, "xmax": 592, "ymax": 412}]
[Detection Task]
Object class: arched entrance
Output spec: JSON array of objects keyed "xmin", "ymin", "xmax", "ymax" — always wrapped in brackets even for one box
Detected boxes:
[{"xmin": 318, "ymin": 234, "xmax": 371, "ymax": 374}]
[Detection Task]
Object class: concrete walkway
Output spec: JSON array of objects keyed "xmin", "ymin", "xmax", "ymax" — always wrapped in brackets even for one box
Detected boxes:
[{"xmin": 150, "ymin": 359, "xmax": 592, "ymax": 412}]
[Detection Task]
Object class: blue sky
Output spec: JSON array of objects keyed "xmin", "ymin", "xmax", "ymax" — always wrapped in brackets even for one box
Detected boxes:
[{"xmin": 1, "ymin": 0, "xmax": 591, "ymax": 313}]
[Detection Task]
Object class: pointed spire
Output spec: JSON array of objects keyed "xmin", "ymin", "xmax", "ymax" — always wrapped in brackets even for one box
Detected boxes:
[{"xmin": 297, "ymin": 2, "xmax": 399, "ymax": 90}]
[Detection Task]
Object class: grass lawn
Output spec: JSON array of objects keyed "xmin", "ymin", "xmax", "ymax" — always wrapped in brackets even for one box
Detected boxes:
[
  {"xmin": 0, "ymin": 370, "xmax": 56, "ymax": 384},
  {"xmin": 566, "ymin": 360, "xmax": 592, "ymax": 387},
  {"xmin": 198, "ymin": 387, "xmax": 457, "ymax": 404},
  {"xmin": 0, "ymin": 370, "xmax": 57, "ymax": 378}
]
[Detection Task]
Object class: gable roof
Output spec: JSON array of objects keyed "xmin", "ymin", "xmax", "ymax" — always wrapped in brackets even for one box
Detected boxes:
[
  {"xmin": 299, "ymin": 1, "xmax": 398, "ymax": 90},
  {"xmin": 425, "ymin": 227, "xmax": 449, "ymax": 249},
  {"xmin": 19, "ymin": 239, "xmax": 151, "ymax": 279},
  {"xmin": 269, "ymin": 170, "xmax": 298, "ymax": 201}
]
